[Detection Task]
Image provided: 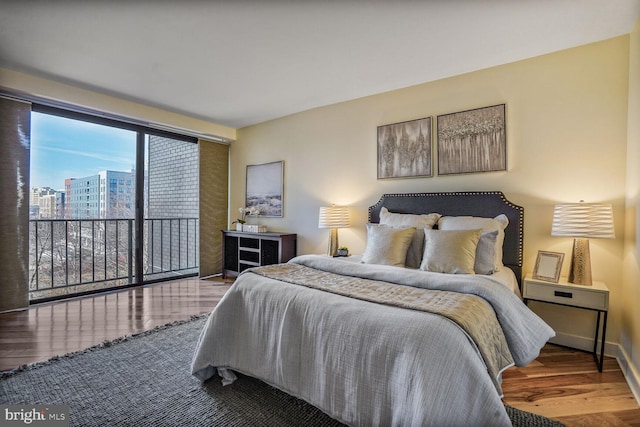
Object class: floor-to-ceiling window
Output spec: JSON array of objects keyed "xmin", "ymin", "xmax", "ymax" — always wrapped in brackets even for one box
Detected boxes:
[{"xmin": 28, "ymin": 106, "xmax": 198, "ymax": 302}]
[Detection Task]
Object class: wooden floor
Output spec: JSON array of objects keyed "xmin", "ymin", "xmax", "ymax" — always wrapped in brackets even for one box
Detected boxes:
[
  {"xmin": 503, "ymin": 345, "xmax": 640, "ymax": 426},
  {"xmin": 1, "ymin": 277, "xmax": 639, "ymax": 426},
  {"xmin": 0, "ymin": 277, "xmax": 233, "ymax": 372}
]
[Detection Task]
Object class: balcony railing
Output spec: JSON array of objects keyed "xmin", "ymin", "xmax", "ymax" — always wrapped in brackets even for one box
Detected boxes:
[{"xmin": 29, "ymin": 218, "xmax": 199, "ymax": 301}]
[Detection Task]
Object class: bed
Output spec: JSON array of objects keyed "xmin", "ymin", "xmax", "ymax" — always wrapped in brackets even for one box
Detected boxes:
[{"xmin": 192, "ymin": 191, "xmax": 554, "ymax": 426}]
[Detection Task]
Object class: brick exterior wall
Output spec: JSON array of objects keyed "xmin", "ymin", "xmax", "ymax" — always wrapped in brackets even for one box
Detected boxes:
[{"xmin": 147, "ymin": 136, "xmax": 199, "ymax": 274}]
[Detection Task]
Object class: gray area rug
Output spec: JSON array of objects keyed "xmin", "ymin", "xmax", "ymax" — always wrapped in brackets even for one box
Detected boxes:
[{"xmin": 0, "ymin": 316, "xmax": 564, "ymax": 426}]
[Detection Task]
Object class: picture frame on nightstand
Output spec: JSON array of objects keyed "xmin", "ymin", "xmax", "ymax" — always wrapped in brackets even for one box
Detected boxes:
[{"xmin": 532, "ymin": 250, "xmax": 564, "ymax": 283}]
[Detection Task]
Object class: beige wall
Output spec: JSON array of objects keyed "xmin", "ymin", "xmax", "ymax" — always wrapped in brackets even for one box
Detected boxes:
[
  {"xmin": 623, "ymin": 19, "xmax": 640, "ymax": 399},
  {"xmin": 233, "ymin": 36, "xmax": 629, "ymax": 354}
]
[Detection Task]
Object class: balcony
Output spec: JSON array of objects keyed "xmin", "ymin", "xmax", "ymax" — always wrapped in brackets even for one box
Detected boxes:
[{"xmin": 29, "ymin": 218, "xmax": 199, "ymax": 302}]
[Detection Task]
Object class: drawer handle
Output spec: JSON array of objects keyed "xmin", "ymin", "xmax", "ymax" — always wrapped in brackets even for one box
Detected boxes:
[{"xmin": 554, "ymin": 291, "xmax": 573, "ymax": 298}]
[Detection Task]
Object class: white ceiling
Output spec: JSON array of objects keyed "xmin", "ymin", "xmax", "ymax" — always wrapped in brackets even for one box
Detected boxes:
[{"xmin": 1, "ymin": 1, "xmax": 638, "ymax": 129}]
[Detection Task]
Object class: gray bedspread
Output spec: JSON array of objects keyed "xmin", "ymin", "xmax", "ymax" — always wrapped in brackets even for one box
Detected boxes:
[{"xmin": 191, "ymin": 255, "xmax": 554, "ymax": 427}]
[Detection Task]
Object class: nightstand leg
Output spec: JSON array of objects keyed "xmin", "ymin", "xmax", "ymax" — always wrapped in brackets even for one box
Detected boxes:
[
  {"xmin": 599, "ymin": 311, "xmax": 607, "ymax": 372},
  {"xmin": 593, "ymin": 310, "xmax": 607, "ymax": 373},
  {"xmin": 593, "ymin": 311, "xmax": 600, "ymax": 355}
]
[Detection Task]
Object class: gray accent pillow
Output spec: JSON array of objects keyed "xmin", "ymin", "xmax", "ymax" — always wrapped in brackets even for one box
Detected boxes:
[
  {"xmin": 379, "ymin": 207, "xmax": 441, "ymax": 269},
  {"xmin": 437, "ymin": 214, "xmax": 509, "ymax": 272},
  {"xmin": 475, "ymin": 230, "xmax": 499, "ymax": 275},
  {"xmin": 420, "ymin": 229, "xmax": 482, "ymax": 274},
  {"xmin": 361, "ymin": 223, "xmax": 416, "ymax": 267}
]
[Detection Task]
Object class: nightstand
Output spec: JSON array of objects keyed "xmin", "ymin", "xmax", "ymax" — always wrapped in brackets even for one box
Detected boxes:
[{"xmin": 523, "ymin": 275, "xmax": 609, "ymax": 372}]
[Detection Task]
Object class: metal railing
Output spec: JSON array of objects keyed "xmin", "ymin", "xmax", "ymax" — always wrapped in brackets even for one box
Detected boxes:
[{"xmin": 28, "ymin": 217, "xmax": 199, "ymax": 301}]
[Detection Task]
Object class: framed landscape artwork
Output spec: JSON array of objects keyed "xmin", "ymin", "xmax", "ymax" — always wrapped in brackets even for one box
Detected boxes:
[
  {"xmin": 437, "ymin": 104, "xmax": 506, "ymax": 175},
  {"xmin": 377, "ymin": 117, "xmax": 432, "ymax": 179},
  {"xmin": 246, "ymin": 161, "xmax": 283, "ymax": 217}
]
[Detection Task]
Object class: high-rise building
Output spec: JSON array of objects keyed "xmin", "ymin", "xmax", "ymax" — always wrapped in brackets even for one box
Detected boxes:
[
  {"xmin": 99, "ymin": 170, "xmax": 135, "ymax": 219},
  {"xmin": 64, "ymin": 178, "xmax": 74, "ymax": 219},
  {"xmin": 29, "ymin": 186, "xmax": 56, "ymax": 207},
  {"xmin": 39, "ymin": 192, "xmax": 65, "ymax": 218},
  {"xmin": 69, "ymin": 174, "xmax": 100, "ymax": 219},
  {"xmin": 68, "ymin": 170, "xmax": 135, "ymax": 219},
  {"xmin": 29, "ymin": 187, "xmax": 63, "ymax": 219}
]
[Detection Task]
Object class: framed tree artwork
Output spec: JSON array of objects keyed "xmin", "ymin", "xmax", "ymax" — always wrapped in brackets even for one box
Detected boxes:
[
  {"xmin": 437, "ymin": 104, "xmax": 506, "ymax": 175},
  {"xmin": 377, "ymin": 117, "xmax": 432, "ymax": 179}
]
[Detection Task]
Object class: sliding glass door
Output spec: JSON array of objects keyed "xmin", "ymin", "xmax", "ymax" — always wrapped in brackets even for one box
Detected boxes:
[{"xmin": 29, "ymin": 106, "xmax": 198, "ymax": 302}]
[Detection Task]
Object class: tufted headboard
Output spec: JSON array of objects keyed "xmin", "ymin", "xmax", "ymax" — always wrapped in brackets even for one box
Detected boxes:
[{"xmin": 368, "ymin": 191, "xmax": 524, "ymax": 286}]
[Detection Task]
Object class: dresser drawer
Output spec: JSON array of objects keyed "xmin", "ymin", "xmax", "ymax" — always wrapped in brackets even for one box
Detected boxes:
[{"xmin": 524, "ymin": 280, "xmax": 608, "ymax": 311}]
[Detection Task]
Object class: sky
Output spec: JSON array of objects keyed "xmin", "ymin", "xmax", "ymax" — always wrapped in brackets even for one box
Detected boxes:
[{"xmin": 30, "ymin": 112, "xmax": 137, "ymax": 190}]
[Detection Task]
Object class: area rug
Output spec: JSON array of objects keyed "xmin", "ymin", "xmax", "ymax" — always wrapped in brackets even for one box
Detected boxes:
[{"xmin": 0, "ymin": 316, "xmax": 564, "ymax": 426}]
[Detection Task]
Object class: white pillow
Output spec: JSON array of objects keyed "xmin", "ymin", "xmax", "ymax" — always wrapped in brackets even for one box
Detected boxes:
[
  {"xmin": 379, "ymin": 207, "xmax": 441, "ymax": 269},
  {"xmin": 361, "ymin": 223, "xmax": 416, "ymax": 267},
  {"xmin": 420, "ymin": 228, "xmax": 482, "ymax": 274},
  {"xmin": 437, "ymin": 214, "xmax": 509, "ymax": 272}
]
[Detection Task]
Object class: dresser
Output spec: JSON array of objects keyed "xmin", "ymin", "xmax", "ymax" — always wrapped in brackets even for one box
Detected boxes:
[{"xmin": 222, "ymin": 230, "xmax": 297, "ymax": 277}]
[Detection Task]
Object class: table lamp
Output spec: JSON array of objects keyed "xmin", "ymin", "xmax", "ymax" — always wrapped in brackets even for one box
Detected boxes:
[
  {"xmin": 551, "ymin": 202, "xmax": 614, "ymax": 285},
  {"xmin": 318, "ymin": 206, "xmax": 350, "ymax": 257}
]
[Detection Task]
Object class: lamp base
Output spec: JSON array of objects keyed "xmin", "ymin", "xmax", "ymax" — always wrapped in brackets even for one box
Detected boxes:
[
  {"xmin": 568, "ymin": 238, "xmax": 592, "ymax": 286},
  {"xmin": 327, "ymin": 228, "xmax": 339, "ymax": 257}
]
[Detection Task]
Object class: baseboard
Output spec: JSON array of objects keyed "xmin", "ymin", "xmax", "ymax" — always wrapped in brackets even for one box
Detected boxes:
[
  {"xmin": 0, "ymin": 305, "xmax": 29, "ymax": 314},
  {"xmin": 549, "ymin": 331, "xmax": 617, "ymax": 357},
  {"xmin": 616, "ymin": 345, "xmax": 640, "ymax": 405},
  {"xmin": 550, "ymin": 332, "xmax": 640, "ymax": 405}
]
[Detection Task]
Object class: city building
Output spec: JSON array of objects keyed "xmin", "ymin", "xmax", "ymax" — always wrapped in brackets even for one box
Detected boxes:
[
  {"xmin": 68, "ymin": 170, "xmax": 135, "ymax": 219},
  {"xmin": 69, "ymin": 174, "xmax": 100, "ymax": 219},
  {"xmin": 39, "ymin": 192, "xmax": 65, "ymax": 219},
  {"xmin": 99, "ymin": 170, "xmax": 135, "ymax": 219},
  {"xmin": 64, "ymin": 178, "xmax": 73, "ymax": 219},
  {"xmin": 29, "ymin": 186, "xmax": 63, "ymax": 219},
  {"xmin": 29, "ymin": 186, "xmax": 55, "ymax": 208}
]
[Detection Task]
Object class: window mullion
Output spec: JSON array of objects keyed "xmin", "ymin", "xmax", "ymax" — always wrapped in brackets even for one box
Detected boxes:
[{"xmin": 135, "ymin": 132, "xmax": 145, "ymax": 285}]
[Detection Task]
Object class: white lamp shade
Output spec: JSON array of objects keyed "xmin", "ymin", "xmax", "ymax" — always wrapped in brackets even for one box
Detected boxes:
[
  {"xmin": 551, "ymin": 203, "xmax": 614, "ymax": 239},
  {"xmin": 318, "ymin": 206, "xmax": 350, "ymax": 229}
]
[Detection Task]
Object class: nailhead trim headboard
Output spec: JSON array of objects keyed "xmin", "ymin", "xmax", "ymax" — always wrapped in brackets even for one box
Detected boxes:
[{"xmin": 368, "ymin": 191, "xmax": 524, "ymax": 286}]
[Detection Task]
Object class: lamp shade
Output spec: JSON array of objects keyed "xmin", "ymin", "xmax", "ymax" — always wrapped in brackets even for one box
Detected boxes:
[
  {"xmin": 551, "ymin": 203, "xmax": 614, "ymax": 239},
  {"xmin": 318, "ymin": 206, "xmax": 350, "ymax": 229}
]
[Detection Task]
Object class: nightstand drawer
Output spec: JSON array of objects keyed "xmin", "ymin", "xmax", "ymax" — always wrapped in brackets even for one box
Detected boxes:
[{"xmin": 524, "ymin": 280, "xmax": 608, "ymax": 311}]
